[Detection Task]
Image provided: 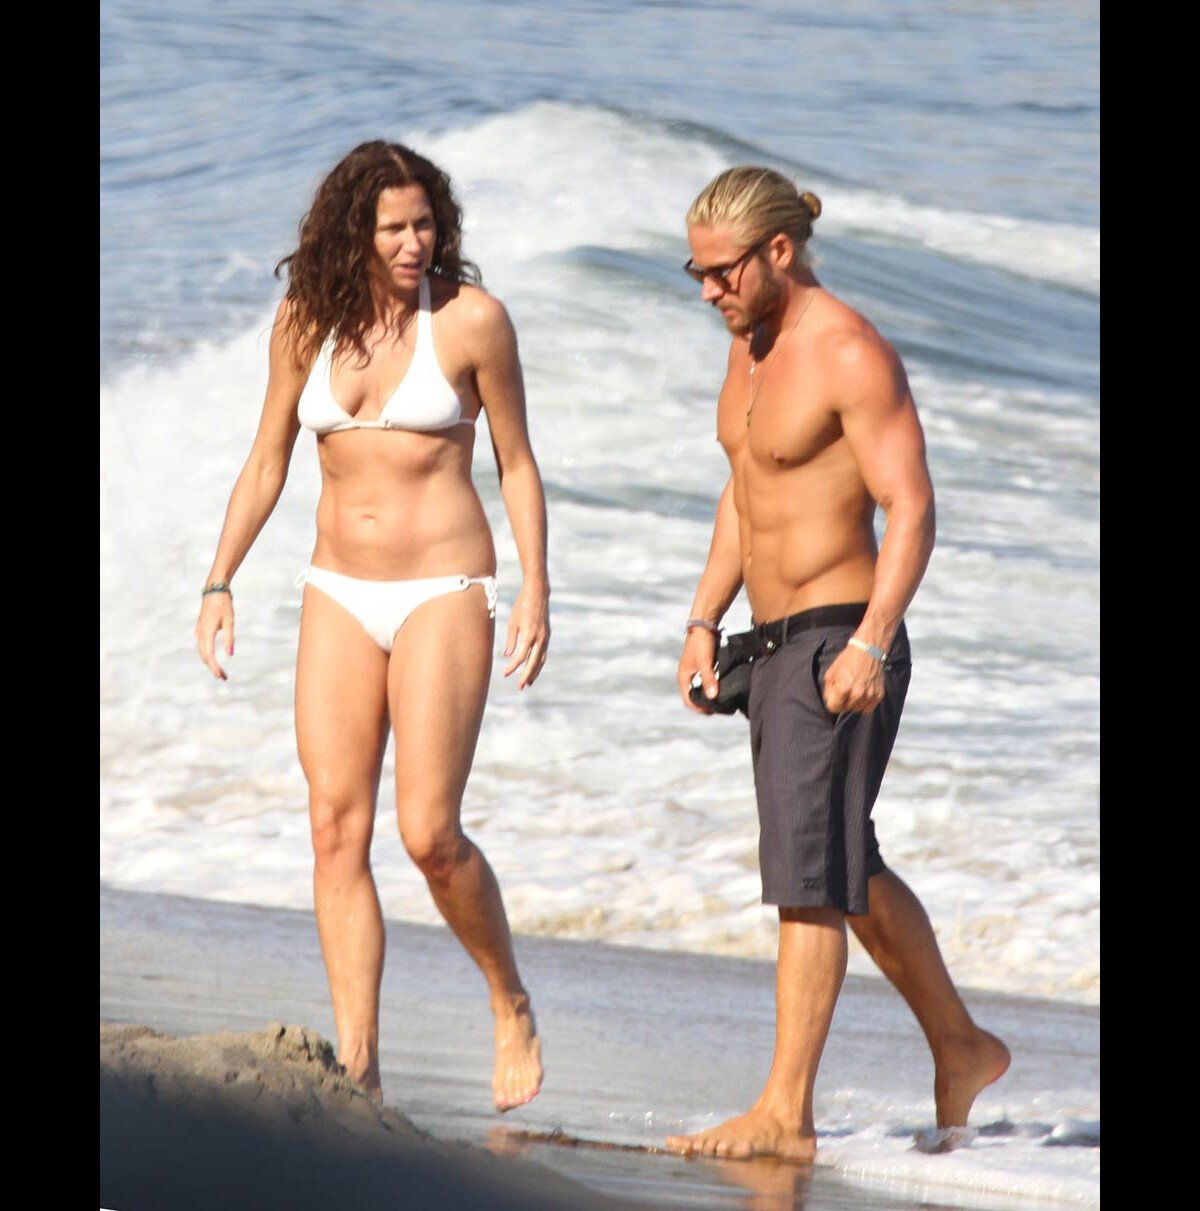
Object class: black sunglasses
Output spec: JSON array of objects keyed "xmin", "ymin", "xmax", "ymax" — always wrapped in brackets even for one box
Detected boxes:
[{"xmin": 682, "ymin": 237, "xmax": 769, "ymax": 290}]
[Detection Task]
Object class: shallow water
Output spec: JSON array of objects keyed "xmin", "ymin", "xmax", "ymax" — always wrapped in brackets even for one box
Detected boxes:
[{"xmin": 101, "ymin": 886, "xmax": 1100, "ymax": 1210}]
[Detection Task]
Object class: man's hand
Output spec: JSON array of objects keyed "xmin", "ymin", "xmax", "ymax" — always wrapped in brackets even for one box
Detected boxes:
[
  {"xmin": 821, "ymin": 643, "xmax": 885, "ymax": 714},
  {"xmin": 678, "ymin": 627, "xmax": 720, "ymax": 713}
]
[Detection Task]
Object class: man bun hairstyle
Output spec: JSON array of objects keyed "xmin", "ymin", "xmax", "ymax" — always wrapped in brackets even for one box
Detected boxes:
[{"xmin": 687, "ymin": 167, "xmax": 821, "ymax": 265}]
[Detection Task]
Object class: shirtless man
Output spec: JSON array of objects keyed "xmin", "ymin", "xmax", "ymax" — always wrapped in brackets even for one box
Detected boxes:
[{"xmin": 667, "ymin": 167, "xmax": 1009, "ymax": 1164}]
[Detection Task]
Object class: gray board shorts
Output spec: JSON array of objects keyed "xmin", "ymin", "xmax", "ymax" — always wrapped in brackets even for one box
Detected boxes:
[{"xmin": 747, "ymin": 604, "xmax": 911, "ymax": 916}]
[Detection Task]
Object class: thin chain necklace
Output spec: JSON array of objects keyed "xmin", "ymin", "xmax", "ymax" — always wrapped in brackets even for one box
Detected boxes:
[{"xmin": 746, "ymin": 288, "xmax": 819, "ymax": 427}]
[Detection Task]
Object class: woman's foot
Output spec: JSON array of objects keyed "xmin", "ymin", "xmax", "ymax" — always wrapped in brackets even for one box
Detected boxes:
[{"xmin": 492, "ymin": 993, "xmax": 543, "ymax": 1111}]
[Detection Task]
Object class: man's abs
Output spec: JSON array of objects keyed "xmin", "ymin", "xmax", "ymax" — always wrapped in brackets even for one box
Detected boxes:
[{"xmin": 736, "ymin": 468, "xmax": 879, "ymax": 624}]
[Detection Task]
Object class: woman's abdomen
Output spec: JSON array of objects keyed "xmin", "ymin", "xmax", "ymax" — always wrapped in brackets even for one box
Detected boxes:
[{"xmin": 310, "ymin": 436, "xmax": 496, "ymax": 579}]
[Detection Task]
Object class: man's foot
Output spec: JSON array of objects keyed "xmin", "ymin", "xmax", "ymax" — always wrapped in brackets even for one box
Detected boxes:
[
  {"xmin": 665, "ymin": 1108, "xmax": 816, "ymax": 1164},
  {"xmin": 492, "ymin": 994, "xmax": 543, "ymax": 1111},
  {"xmin": 914, "ymin": 1125, "xmax": 977, "ymax": 1153},
  {"xmin": 935, "ymin": 1028, "xmax": 1010, "ymax": 1128}
]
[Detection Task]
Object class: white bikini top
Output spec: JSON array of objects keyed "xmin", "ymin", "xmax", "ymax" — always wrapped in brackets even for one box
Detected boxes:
[{"xmin": 297, "ymin": 277, "xmax": 475, "ymax": 435}]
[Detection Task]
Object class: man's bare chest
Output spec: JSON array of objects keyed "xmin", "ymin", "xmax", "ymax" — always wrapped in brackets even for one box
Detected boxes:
[{"xmin": 717, "ymin": 378, "xmax": 842, "ymax": 471}]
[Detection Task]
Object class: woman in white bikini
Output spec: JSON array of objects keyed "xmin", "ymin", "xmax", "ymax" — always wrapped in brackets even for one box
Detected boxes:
[{"xmin": 194, "ymin": 141, "xmax": 548, "ymax": 1110}]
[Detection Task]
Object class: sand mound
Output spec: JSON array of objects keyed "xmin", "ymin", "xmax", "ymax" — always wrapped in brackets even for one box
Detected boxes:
[
  {"xmin": 100, "ymin": 1021, "xmax": 631, "ymax": 1210},
  {"xmin": 101, "ymin": 1021, "xmax": 418, "ymax": 1148}
]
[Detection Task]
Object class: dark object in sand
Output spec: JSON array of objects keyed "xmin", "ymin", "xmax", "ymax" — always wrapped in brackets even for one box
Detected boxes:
[{"xmin": 504, "ymin": 1125, "xmax": 668, "ymax": 1155}]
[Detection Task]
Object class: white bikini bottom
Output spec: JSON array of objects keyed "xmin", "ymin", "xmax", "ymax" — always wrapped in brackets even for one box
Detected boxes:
[{"xmin": 299, "ymin": 566, "xmax": 498, "ymax": 653}]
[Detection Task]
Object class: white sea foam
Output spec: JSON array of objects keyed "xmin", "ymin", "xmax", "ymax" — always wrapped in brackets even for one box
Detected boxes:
[
  {"xmin": 817, "ymin": 1127, "xmax": 1100, "ymax": 1210},
  {"xmin": 821, "ymin": 187, "xmax": 1100, "ymax": 296},
  {"xmin": 100, "ymin": 282, "xmax": 1098, "ymax": 1005},
  {"xmin": 416, "ymin": 101, "xmax": 1099, "ymax": 295},
  {"xmin": 101, "ymin": 81, "xmax": 1097, "ymax": 1010}
]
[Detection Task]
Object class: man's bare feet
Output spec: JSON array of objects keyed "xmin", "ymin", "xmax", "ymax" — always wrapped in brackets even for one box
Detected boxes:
[
  {"xmin": 665, "ymin": 1107, "xmax": 816, "ymax": 1164},
  {"xmin": 934, "ymin": 1028, "xmax": 1011, "ymax": 1128},
  {"xmin": 492, "ymin": 994, "xmax": 543, "ymax": 1111}
]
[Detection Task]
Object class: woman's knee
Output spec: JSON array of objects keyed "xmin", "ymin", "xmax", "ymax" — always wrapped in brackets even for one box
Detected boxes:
[
  {"xmin": 400, "ymin": 814, "xmax": 467, "ymax": 882},
  {"xmin": 309, "ymin": 792, "xmax": 374, "ymax": 871}
]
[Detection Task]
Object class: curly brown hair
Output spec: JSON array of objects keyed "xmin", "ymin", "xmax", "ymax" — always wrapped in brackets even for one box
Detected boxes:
[{"xmin": 275, "ymin": 141, "xmax": 481, "ymax": 364}]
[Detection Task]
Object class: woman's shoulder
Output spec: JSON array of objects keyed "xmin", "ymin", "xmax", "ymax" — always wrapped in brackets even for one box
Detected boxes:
[
  {"xmin": 430, "ymin": 277, "xmax": 510, "ymax": 326},
  {"xmin": 269, "ymin": 294, "xmax": 325, "ymax": 371},
  {"xmin": 429, "ymin": 277, "xmax": 515, "ymax": 355}
]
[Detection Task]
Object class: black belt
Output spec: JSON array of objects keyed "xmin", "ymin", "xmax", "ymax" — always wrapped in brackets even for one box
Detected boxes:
[{"xmin": 750, "ymin": 602, "xmax": 868, "ymax": 654}]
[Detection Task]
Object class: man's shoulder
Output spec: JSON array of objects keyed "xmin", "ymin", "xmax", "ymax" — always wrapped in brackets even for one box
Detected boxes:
[
  {"xmin": 811, "ymin": 299, "xmax": 901, "ymax": 387},
  {"xmin": 725, "ymin": 334, "xmax": 751, "ymax": 369},
  {"xmin": 804, "ymin": 302, "xmax": 910, "ymax": 419}
]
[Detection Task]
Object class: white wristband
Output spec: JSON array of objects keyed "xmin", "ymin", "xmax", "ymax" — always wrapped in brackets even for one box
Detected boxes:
[
  {"xmin": 686, "ymin": 618, "xmax": 722, "ymax": 635},
  {"xmin": 847, "ymin": 637, "xmax": 887, "ymax": 663}
]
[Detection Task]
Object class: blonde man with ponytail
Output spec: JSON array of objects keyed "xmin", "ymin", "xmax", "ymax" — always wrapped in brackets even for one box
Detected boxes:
[{"xmin": 669, "ymin": 166, "xmax": 1009, "ymax": 1164}]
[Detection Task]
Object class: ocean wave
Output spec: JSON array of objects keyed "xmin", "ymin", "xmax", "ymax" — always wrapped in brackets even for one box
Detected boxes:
[{"xmin": 416, "ymin": 100, "xmax": 1099, "ymax": 296}]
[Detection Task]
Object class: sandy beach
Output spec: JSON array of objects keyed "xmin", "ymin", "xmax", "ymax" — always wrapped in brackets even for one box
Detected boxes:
[
  {"xmin": 101, "ymin": 1020, "xmax": 641, "ymax": 1210},
  {"xmin": 102, "ymin": 7, "xmax": 1097, "ymax": 1208},
  {"xmin": 100, "ymin": 884, "xmax": 1099, "ymax": 1209}
]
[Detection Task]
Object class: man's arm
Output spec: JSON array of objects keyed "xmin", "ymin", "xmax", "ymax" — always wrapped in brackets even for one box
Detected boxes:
[
  {"xmin": 823, "ymin": 330, "xmax": 935, "ymax": 714},
  {"xmin": 677, "ymin": 475, "xmax": 745, "ymax": 713}
]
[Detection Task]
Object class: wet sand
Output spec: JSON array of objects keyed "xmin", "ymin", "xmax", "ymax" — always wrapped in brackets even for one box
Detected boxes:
[
  {"xmin": 101, "ymin": 1020, "xmax": 640, "ymax": 1210},
  {"xmin": 100, "ymin": 884, "xmax": 1099, "ymax": 1210}
]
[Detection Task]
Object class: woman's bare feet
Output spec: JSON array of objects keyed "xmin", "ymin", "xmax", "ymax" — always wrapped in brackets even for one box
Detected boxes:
[
  {"xmin": 665, "ymin": 1107, "xmax": 816, "ymax": 1164},
  {"xmin": 339, "ymin": 1045, "xmax": 382, "ymax": 1105},
  {"xmin": 492, "ymin": 993, "xmax": 543, "ymax": 1111},
  {"xmin": 934, "ymin": 1028, "xmax": 1011, "ymax": 1127}
]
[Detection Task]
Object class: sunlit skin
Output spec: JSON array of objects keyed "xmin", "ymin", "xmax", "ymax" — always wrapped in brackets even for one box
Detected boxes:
[
  {"xmin": 667, "ymin": 222, "xmax": 1009, "ymax": 1163},
  {"xmin": 195, "ymin": 182, "xmax": 547, "ymax": 1111},
  {"xmin": 367, "ymin": 184, "xmax": 438, "ymax": 301}
]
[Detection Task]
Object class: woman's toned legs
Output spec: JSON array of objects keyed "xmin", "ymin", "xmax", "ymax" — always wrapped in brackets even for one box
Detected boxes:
[
  {"xmin": 295, "ymin": 585, "xmax": 391, "ymax": 1100},
  {"xmin": 388, "ymin": 584, "xmax": 543, "ymax": 1111}
]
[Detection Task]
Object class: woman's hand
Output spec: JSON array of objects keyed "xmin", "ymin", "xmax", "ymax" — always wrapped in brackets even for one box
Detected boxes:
[
  {"xmin": 195, "ymin": 591, "xmax": 235, "ymax": 681},
  {"xmin": 503, "ymin": 582, "xmax": 550, "ymax": 690}
]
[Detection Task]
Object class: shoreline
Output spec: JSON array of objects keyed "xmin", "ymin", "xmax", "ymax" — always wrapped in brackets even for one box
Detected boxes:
[
  {"xmin": 101, "ymin": 1021, "xmax": 640, "ymax": 1211},
  {"xmin": 98, "ymin": 876, "xmax": 1097, "ymax": 1012},
  {"xmin": 101, "ymin": 883, "xmax": 1099, "ymax": 1210}
]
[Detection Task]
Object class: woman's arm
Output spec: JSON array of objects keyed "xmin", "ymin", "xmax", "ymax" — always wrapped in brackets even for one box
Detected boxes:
[
  {"xmin": 468, "ymin": 292, "xmax": 550, "ymax": 690},
  {"xmin": 195, "ymin": 300, "xmax": 311, "ymax": 680}
]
